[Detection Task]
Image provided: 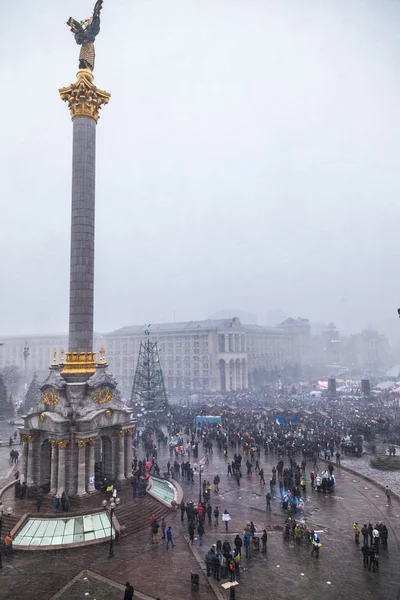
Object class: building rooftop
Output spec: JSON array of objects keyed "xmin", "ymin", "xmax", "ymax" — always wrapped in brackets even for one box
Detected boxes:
[
  {"xmin": 109, "ymin": 317, "xmax": 245, "ymax": 336},
  {"xmin": 108, "ymin": 318, "xmax": 289, "ymax": 337}
]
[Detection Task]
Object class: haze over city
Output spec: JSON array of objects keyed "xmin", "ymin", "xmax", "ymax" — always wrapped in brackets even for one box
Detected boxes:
[{"xmin": 1, "ymin": 0, "xmax": 400, "ymax": 338}]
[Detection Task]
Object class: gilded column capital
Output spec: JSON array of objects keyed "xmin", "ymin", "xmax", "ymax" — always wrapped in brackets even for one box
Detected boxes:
[
  {"xmin": 117, "ymin": 430, "xmax": 126, "ymax": 437},
  {"xmin": 76, "ymin": 439, "xmax": 87, "ymax": 448},
  {"xmin": 59, "ymin": 69, "xmax": 111, "ymax": 123},
  {"xmin": 88, "ymin": 436, "xmax": 98, "ymax": 446},
  {"xmin": 22, "ymin": 434, "xmax": 38, "ymax": 444},
  {"xmin": 48, "ymin": 439, "xmax": 57, "ymax": 448},
  {"xmin": 57, "ymin": 440, "xmax": 70, "ymax": 449}
]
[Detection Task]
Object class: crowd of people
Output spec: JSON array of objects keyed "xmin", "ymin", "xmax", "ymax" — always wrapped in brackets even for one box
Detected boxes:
[{"xmin": 125, "ymin": 389, "xmax": 399, "ymax": 598}]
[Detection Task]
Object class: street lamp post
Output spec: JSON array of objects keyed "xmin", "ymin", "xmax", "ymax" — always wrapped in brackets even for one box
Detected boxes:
[
  {"xmin": 102, "ymin": 497, "xmax": 120, "ymax": 559},
  {"xmin": 194, "ymin": 463, "xmax": 204, "ymax": 504},
  {"xmin": 23, "ymin": 342, "xmax": 30, "ymax": 403}
]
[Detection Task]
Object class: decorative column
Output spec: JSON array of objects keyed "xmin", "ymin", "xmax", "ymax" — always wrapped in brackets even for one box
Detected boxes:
[
  {"xmin": 124, "ymin": 427, "xmax": 133, "ymax": 477},
  {"xmin": 237, "ymin": 362, "xmax": 243, "ymax": 390},
  {"xmin": 243, "ymin": 362, "xmax": 248, "ymax": 389},
  {"xmin": 124, "ymin": 431, "xmax": 131, "ymax": 478},
  {"xmin": 21, "ymin": 437, "xmax": 29, "ymax": 483},
  {"xmin": 49, "ymin": 440, "xmax": 58, "ymax": 494},
  {"xmin": 26, "ymin": 435, "xmax": 37, "ymax": 487},
  {"xmin": 59, "ymin": 69, "xmax": 110, "ymax": 376},
  {"xmin": 225, "ymin": 362, "xmax": 230, "ymax": 393},
  {"xmin": 116, "ymin": 431, "xmax": 126, "ymax": 481},
  {"xmin": 224, "ymin": 334, "xmax": 229, "ymax": 353},
  {"xmin": 87, "ymin": 437, "xmax": 97, "ymax": 492},
  {"xmin": 76, "ymin": 439, "xmax": 87, "ymax": 496},
  {"xmin": 57, "ymin": 440, "xmax": 69, "ymax": 494},
  {"xmin": 231, "ymin": 362, "xmax": 237, "ymax": 391}
]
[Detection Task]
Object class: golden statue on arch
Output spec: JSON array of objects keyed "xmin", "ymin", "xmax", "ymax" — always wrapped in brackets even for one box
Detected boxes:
[{"xmin": 67, "ymin": 0, "xmax": 103, "ymax": 72}]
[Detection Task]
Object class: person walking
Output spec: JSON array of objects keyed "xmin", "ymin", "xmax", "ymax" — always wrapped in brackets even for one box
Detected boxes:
[
  {"xmin": 4, "ymin": 533, "xmax": 13, "ymax": 556},
  {"xmin": 368, "ymin": 523, "xmax": 373, "ymax": 545},
  {"xmin": 212, "ymin": 551, "xmax": 221, "ymax": 581},
  {"xmin": 197, "ymin": 521, "xmax": 205, "ymax": 546},
  {"xmin": 166, "ymin": 526, "xmax": 174, "ymax": 549},
  {"xmin": 361, "ymin": 545, "xmax": 369, "ymax": 568},
  {"xmin": 36, "ymin": 488, "xmax": 44, "ymax": 512},
  {"xmin": 222, "ymin": 509, "xmax": 231, "ymax": 532},
  {"xmin": 353, "ymin": 522, "xmax": 360, "ymax": 544},
  {"xmin": 124, "ymin": 582, "xmax": 134, "ymax": 600},
  {"xmin": 372, "ymin": 527, "xmax": 380, "ymax": 551},
  {"xmin": 188, "ymin": 521, "xmax": 195, "ymax": 545},
  {"xmin": 261, "ymin": 529, "xmax": 268, "ymax": 553},
  {"xmin": 234, "ymin": 534, "xmax": 243, "ymax": 556},
  {"xmin": 161, "ymin": 517, "xmax": 166, "ymax": 540},
  {"xmin": 205, "ymin": 547, "xmax": 215, "ymax": 576},
  {"xmin": 259, "ymin": 468, "xmax": 265, "ymax": 485},
  {"xmin": 361, "ymin": 523, "xmax": 369, "ymax": 547},
  {"xmin": 243, "ymin": 531, "xmax": 251, "ymax": 558},
  {"xmin": 61, "ymin": 491, "xmax": 69, "ymax": 512},
  {"xmin": 206, "ymin": 503, "xmax": 212, "ymax": 525},
  {"xmin": 152, "ymin": 519, "xmax": 160, "ymax": 544},
  {"xmin": 266, "ymin": 492, "xmax": 272, "ymax": 511},
  {"xmin": 310, "ymin": 532, "xmax": 321, "ymax": 559},
  {"xmin": 180, "ymin": 500, "xmax": 185, "ymax": 522},
  {"xmin": 385, "ymin": 486, "xmax": 392, "ymax": 505},
  {"xmin": 54, "ymin": 494, "xmax": 61, "ymax": 513},
  {"xmin": 214, "ymin": 506, "xmax": 219, "ymax": 527}
]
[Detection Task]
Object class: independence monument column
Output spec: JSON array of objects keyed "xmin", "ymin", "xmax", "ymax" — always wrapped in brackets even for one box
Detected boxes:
[{"xmin": 59, "ymin": 0, "xmax": 110, "ymax": 376}]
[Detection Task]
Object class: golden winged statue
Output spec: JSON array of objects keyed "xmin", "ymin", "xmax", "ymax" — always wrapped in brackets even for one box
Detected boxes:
[{"xmin": 67, "ymin": 0, "xmax": 103, "ymax": 72}]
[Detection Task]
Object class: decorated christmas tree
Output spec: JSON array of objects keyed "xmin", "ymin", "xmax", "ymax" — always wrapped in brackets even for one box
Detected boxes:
[{"xmin": 130, "ymin": 326, "xmax": 168, "ymax": 417}]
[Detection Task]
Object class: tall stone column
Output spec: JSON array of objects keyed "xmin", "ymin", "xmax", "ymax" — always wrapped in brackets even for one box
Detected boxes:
[
  {"xmin": 59, "ymin": 69, "xmax": 110, "ymax": 376},
  {"xmin": 69, "ymin": 116, "xmax": 96, "ymax": 354},
  {"xmin": 50, "ymin": 440, "xmax": 58, "ymax": 494},
  {"xmin": 76, "ymin": 439, "xmax": 87, "ymax": 496},
  {"xmin": 21, "ymin": 438, "xmax": 29, "ymax": 483},
  {"xmin": 57, "ymin": 440, "xmax": 69, "ymax": 494},
  {"xmin": 26, "ymin": 436, "xmax": 37, "ymax": 486},
  {"xmin": 117, "ymin": 432, "xmax": 125, "ymax": 481},
  {"xmin": 124, "ymin": 433, "xmax": 131, "ymax": 478},
  {"xmin": 87, "ymin": 438, "xmax": 96, "ymax": 492}
]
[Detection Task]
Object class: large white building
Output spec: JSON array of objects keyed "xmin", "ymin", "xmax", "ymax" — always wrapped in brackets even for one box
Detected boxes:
[{"xmin": 0, "ymin": 317, "xmax": 311, "ymax": 396}]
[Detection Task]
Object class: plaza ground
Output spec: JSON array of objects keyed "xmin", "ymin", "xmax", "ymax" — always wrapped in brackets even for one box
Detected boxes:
[{"xmin": 0, "ymin": 432, "xmax": 399, "ymax": 600}]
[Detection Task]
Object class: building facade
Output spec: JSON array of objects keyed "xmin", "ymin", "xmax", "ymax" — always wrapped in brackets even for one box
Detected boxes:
[{"xmin": 0, "ymin": 317, "xmax": 313, "ymax": 396}]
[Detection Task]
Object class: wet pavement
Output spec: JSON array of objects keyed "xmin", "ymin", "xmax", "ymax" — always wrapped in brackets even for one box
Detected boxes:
[
  {"xmin": 173, "ymin": 448, "xmax": 400, "ymax": 600},
  {"xmin": 0, "ymin": 432, "xmax": 400, "ymax": 600},
  {"xmin": 341, "ymin": 453, "xmax": 400, "ymax": 495}
]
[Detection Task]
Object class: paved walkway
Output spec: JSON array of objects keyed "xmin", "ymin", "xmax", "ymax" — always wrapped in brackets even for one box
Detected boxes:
[
  {"xmin": 174, "ymin": 450, "xmax": 400, "ymax": 600},
  {"xmin": 0, "ymin": 438, "xmax": 399, "ymax": 599},
  {"xmin": 341, "ymin": 454, "xmax": 400, "ymax": 495}
]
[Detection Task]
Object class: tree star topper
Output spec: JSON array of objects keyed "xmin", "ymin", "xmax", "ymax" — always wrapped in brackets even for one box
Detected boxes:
[{"xmin": 67, "ymin": 0, "xmax": 103, "ymax": 72}]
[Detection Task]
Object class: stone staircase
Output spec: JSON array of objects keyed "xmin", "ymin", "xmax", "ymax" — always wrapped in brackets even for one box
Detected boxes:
[
  {"xmin": 116, "ymin": 493, "xmax": 172, "ymax": 536},
  {"xmin": 1, "ymin": 479, "xmax": 172, "ymax": 538}
]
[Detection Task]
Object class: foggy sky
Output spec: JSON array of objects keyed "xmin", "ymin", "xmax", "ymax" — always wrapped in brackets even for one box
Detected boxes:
[{"xmin": 1, "ymin": 0, "xmax": 400, "ymax": 337}]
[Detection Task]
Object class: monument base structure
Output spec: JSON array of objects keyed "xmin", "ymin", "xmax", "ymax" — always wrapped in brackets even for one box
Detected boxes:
[
  {"xmin": 20, "ymin": 43, "xmax": 133, "ymax": 496},
  {"xmin": 20, "ymin": 355, "xmax": 134, "ymax": 496}
]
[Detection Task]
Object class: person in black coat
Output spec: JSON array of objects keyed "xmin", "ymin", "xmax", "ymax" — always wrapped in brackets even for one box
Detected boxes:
[
  {"xmin": 234, "ymin": 534, "xmax": 242, "ymax": 554},
  {"xmin": 124, "ymin": 581, "xmax": 134, "ymax": 600}
]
